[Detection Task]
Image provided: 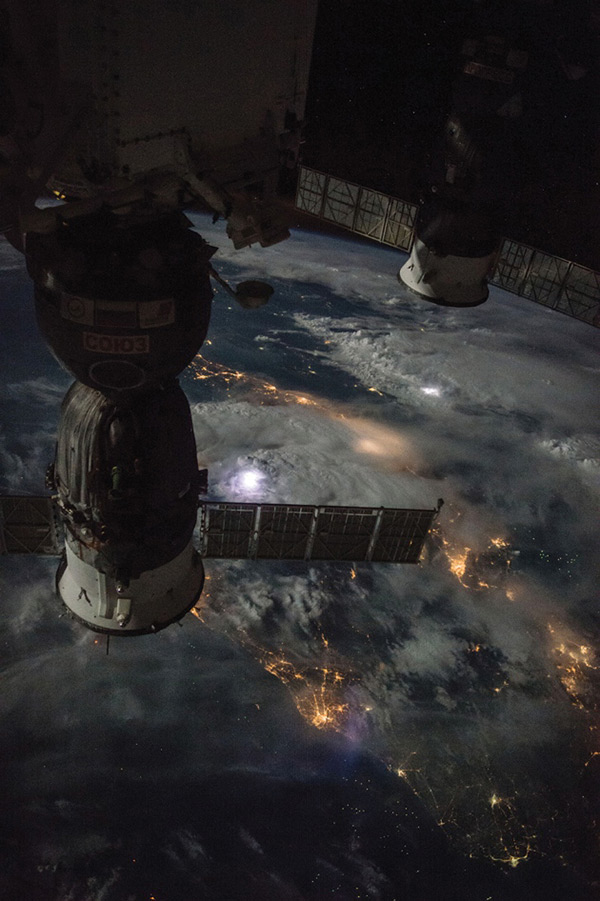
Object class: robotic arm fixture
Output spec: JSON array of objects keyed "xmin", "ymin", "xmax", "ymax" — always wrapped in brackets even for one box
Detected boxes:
[{"xmin": 0, "ymin": 0, "xmax": 318, "ymax": 634}]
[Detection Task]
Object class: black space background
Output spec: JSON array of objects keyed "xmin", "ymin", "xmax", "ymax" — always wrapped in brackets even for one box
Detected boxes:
[{"xmin": 300, "ymin": 0, "xmax": 600, "ymax": 270}]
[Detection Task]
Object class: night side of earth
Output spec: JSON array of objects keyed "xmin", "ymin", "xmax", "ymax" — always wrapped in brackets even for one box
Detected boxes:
[{"xmin": 0, "ymin": 213, "xmax": 599, "ymax": 900}]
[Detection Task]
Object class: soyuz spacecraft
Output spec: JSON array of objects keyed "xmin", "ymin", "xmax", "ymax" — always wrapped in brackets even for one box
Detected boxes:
[
  {"xmin": 0, "ymin": 1, "xmax": 439, "ymax": 636},
  {"xmin": 293, "ymin": 4, "xmax": 597, "ymax": 324},
  {"xmin": 398, "ymin": 27, "xmax": 528, "ymax": 307}
]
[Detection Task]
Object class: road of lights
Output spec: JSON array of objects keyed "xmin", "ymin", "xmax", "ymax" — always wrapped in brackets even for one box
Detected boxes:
[
  {"xmin": 190, "ymin": 354, "xmax": 321, "ymax": 408},
  {"xmin": 392, "ymin": 756, "xmax": 540, "ymax": 868},
  {"xmin": 485, "ymin": 793, "xmax": 536, "ymax": 868}
]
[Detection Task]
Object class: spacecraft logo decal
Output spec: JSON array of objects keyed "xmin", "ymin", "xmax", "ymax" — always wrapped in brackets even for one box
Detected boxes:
[
  {"xmin": 60, "ymin": 294, "xmax": 94, "ymax": 325},
  {"xmin": 138, "ymin": 299, "xmax": 175, "ymax": 328}
]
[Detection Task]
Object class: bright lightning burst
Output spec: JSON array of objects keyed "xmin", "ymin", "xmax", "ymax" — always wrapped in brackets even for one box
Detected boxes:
[
  {"xmin": 185, "ymin": 361, "xmax": 588, "ymax": 875},
  {"xmin": 238, "ymin": 468, "xmax": 263, "ymax": 492}
]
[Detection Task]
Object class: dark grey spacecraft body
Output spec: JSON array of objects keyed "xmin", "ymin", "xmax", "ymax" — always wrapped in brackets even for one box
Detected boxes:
[
  {"xmin": 0, "ymin": 0, "xmax": 313, "ymax": 633},
  {"xmin": 399, "ymin": 27, "xmax": 529, "ymax": 307}
]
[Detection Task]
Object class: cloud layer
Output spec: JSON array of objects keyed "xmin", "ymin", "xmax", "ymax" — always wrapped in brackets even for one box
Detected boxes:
[{"xmin": 0, "ymin": 216, "xmax": 598, "ymax": 897}]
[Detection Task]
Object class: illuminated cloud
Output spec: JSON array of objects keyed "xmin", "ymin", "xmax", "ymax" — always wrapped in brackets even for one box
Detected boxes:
[
  {"xmin": 0, "ymin": 214, "xmax": 597, "ymax": 894},
  {"xmin": 182, "ymin": 213, "xmax": 600, "ymax": 878}
]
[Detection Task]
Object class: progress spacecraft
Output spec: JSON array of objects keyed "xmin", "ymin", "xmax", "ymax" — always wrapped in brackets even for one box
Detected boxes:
[
  {"xmin": 294, "ymin": 3, "xmax": 599, "ymax": 326},
  {"xmin": 398, "ymin": 21, "xmax": 532, "ymax": 307},
  {"xmin": 0, "ymin": 1, "xmax": 440, "ymax": 635}
]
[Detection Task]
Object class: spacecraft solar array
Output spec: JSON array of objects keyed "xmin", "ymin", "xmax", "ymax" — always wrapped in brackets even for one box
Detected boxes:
[
  {"xmin": 295, "ymin": 166, "xmax": 600, "ymax": 327},
  {"xmin": 0, "ymin": 496, "xmax": 437, "ymax": 565}
]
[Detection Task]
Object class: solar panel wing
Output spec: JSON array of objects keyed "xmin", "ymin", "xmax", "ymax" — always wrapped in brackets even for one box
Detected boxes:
[
  {"xmin": 371, "ymin": 508, "xmax": 436, "ymax": 563},
  {"xmin": 0, "ymin": 496, "xmax": 62, "ymax": 555},
  {"xmin": 310, "ymin": 507, "xmax": 378, "ymax": 561},
  {"xmin": 296, "ymin": 166, "xmax": 600, "ymax": 329},
  {"xmin": 199, "ymin": 502, "xmax": 438, "ymax": 564},
  {"xmin": 0, "ymin": 497, "xmax": 438, "ymax": 564},
  {"xmin": 255, "ymin": 505, "xmax": 315, "ymax": 560},
  {"xmin": 199, "ymin": 503, "xmax": 256, "ymax": 559}
]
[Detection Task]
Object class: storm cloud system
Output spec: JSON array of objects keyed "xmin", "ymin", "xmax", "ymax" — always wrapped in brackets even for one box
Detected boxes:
[{"xmin": 1, "ymin": 214, "xmax": 599, "ymax": 898}]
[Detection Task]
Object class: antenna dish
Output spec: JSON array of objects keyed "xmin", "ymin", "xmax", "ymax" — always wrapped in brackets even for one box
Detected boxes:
[{"xmin": 235, "ymin": 280, "xmax": 274, "ymax": 309}]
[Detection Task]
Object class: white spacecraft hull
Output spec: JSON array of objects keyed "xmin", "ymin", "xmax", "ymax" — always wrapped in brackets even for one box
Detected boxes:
[
  {"xmin": 58, "ymin": 539, "xmax": 204, "ymax": 635},
  {"xmin": 399, "ymin": 238, "xmax": 495, "ymax": 307}
]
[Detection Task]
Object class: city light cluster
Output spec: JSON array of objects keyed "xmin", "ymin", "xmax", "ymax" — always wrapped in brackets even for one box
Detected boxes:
[
  {"xmin": 260, "ymin": 648, "xmax": 350, "ymax": 731},
  {"xmin": 548, "ymin": 622, "xmax": 599, "ymax": 711},
  {"xmin": 191, "ymin": 354, "xmax": 321, "ymax": 408},
  {"xmin": 435, "ymin": 526, "xmax": 515, "ymax": 593}
]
